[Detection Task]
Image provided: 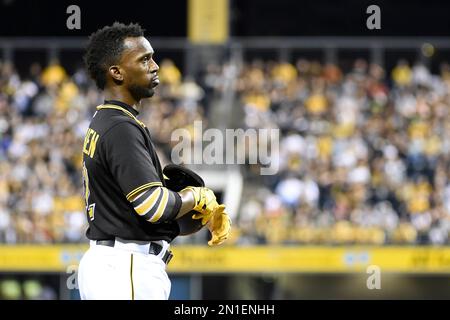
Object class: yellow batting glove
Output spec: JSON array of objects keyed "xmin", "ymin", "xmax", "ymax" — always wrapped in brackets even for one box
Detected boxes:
[
  {"xmin": 207, "ymin": 204, "xmax": 232, "ymax": 246},
  {"xmin": 182, "ymin": 186, "xmax": 219, "ymax": 225}
]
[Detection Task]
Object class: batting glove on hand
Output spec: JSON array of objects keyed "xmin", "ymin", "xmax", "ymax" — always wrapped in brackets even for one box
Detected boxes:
[
  {"xmin": 181, "ymin": 186, "xmax": 219, "ymax": 225},
  {"xmin": 207, "ymin": 204, "xmax": 232, "ymax": 246}
]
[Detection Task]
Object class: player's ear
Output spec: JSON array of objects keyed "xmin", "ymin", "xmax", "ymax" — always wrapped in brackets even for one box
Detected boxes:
[{"xmin": 108, "ymin": 65, "xmax": 124, "ymax": 82}]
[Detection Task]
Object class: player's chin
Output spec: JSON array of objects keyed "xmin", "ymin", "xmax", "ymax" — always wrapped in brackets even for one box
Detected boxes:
[
  {"xmin": 135, "ymin": 87, "xmax": 155, "ymax": 99},
  {"xmin": 144, "ymin": 82, "xmax": 159, "ymax": 97},
  {"xmin": 144, "ymin": 88, "xmax": 155, "ymax": 97},
  {"xmin": 129, "ymin": 84, "xmax": 155, "ymax": 99}
]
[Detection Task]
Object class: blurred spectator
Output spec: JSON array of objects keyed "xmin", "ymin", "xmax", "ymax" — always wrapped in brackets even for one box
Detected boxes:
[
  {"xmin": 41, "ymin": 59, "xmax": 67, "ymax": 88},
  {"xmin": 159, "ymin": 59, "xmax": 181, "ymax": 86},
  {"xmin": 391, "ymin": 59, "xmax": 412, "ymax": 87}
]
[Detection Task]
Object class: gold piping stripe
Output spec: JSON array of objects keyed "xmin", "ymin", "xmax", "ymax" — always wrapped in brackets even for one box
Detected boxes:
[
  {"xmin": 149, "ymin": 188, "xmax": 169, "ymax": 223},
  {"xmin": 97, "ymin": 104, "xmax": 146, "ymax": 128},
  {"xmin": 130, "ymin": 254, "xmax": 134, "ymax": 300},
  {"xmin": 135, "ymin": 188, "xmax": 161, "ymax": 215},
  {"xmin": 127, "ymin": 182, "xmax": 163, "ymax": 200},
  {"xmin": 132, "ymin": 189, "xmax": 147, "ymax": 201}
]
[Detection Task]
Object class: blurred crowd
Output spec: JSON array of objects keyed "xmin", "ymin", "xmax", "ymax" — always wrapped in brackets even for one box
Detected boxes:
[
  {"xmin": 232, "ymin": 58, "xmax": 450, "ymax": 245},
  {"xmin": 0, "ymin": 58, "xmax": 207, "ymax": 243},
  {"xmin": 1, "ymin": 55, "xmax": 450, "ymax": 246}
]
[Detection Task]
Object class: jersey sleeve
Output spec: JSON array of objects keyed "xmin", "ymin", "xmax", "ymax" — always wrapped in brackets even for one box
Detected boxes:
[
  {"xmin": 102, "ymin": 121, "xmax": 163, "ymax": 201},
  {"xmin": 130, "ymin": 186, "xmax": 182, "ymax": 223}
]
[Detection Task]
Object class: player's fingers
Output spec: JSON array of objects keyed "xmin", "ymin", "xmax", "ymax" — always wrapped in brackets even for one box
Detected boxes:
[
  {"xmin": 211, "ymin": 238, "xmax": 226, "ymax": 246},
  {"xmin": 217, "ymin": 234, "xmax": 229, "ymax": 242},
  {"xmin": 192, "ymin": 212, "xmax": 210, "ymax": 219},
  {"xmin": 208, "ymin": 238, "xmax": 223, "ymax": 246},
  {"xmin": 216, "ymin": 204, "xmax": 226, "ymax": 212},
  {"xmin": 192, "ymin": 213, "xmax": 203, "ymax": 219},
  {"xmin": 195, "ymin": 213, "xmax": 213, "ymax": 226},
  {"xmin": 209, "ymin": 233, "xmax": 228, "ymax": 245}
]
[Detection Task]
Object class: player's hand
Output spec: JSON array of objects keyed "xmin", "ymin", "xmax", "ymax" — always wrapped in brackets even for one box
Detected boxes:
[
  {"xmin": 181, "ymin": 186, "xmax": 219, "ymax": 225},
  {"xmin": 207, "ymin": 204, "xmax": 232, "ymax": 246}
]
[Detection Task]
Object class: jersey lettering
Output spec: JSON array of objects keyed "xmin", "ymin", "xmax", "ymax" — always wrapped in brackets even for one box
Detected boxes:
[
  {"xmin": 83, "ymin": 161, "xmax": 95, "ymax": 221},
  {"xmin": 83, "ymin": 128, "xmax": 100, "ymax": 158}
]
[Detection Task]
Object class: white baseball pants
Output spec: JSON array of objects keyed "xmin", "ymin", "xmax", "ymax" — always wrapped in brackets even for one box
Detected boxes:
[{"xmin": 78, "ymin": 239, "xmax": 171, "ymax": 300}]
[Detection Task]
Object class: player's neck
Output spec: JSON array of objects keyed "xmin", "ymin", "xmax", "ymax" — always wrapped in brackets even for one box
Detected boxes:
[{"xmin": 103, "ymin": 88, "xmax": 140, "ymax": 111}]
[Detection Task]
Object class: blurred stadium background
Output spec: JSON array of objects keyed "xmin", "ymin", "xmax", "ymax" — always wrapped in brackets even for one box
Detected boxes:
[{"xmin": 1, "ymin": 0, "xmax": 450, "ymax": 299}]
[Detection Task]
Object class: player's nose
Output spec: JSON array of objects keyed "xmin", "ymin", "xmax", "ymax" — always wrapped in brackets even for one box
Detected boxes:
[{"xmin": 150, "ymin": 59, "xmax": 159, "ymax": 73}]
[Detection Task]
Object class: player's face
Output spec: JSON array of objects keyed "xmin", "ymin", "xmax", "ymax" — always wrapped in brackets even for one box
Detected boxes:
[{"xmin": 120, "ymin": 36, "xmax": 160, "ymax": 100}]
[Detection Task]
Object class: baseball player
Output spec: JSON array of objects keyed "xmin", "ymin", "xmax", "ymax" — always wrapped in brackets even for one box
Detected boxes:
[{"xmin": 77, "ymin": 22, "xmax": 231, "ymax": 300}]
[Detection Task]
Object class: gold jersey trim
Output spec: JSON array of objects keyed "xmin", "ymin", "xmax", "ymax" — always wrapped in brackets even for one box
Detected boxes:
[
  {"xmin": 97, "ymin": 104, "xmax": 146, "ymax": 128},
  {"xmin": 126, "ymin": 182, "xmax": 163, "ymax": 201}
]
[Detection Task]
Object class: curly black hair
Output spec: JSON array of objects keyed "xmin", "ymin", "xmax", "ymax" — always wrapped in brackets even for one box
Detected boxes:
[{"xmin": 84, "ymin": 22, "xmax": 145, "ymax": 90}]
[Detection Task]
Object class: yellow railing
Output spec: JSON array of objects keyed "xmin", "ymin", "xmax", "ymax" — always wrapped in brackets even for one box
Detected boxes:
[{"xmin": 0, "ymin": 245, "xmax": 449, "ymax": 273}]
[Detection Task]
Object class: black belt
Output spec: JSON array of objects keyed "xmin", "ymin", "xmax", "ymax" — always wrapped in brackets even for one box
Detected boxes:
[{"xmin": 96, "ymin": 239, "xmax": 173, "ymax": 265}]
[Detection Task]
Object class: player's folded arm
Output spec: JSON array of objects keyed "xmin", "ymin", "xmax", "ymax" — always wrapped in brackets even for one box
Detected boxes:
[
  {"xmin": 130, "ymin": 186, "xmax": 181, "ymax": 223},
  {"xmin": 101, "ymin": 121, "xmax": 179, "ymax": 223}
]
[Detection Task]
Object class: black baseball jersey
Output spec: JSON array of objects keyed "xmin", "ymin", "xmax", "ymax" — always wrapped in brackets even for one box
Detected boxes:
[{"xmin": 82, "ymin": 100, "xmax": 181, "ymax": 242}]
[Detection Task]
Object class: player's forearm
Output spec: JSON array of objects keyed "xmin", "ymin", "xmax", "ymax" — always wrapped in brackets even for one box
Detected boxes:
[
  {"xmin": 130, "ymin": 186, "xmax": 183, "ymax": 223},
  {"xmin": 175, "ymin": 189, "xmax": 195, "ymax": 219}
]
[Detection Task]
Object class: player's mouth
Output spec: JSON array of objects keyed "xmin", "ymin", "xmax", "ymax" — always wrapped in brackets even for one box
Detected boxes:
[{"xmin": 151, "ymin": 75, "xmax": 160, "ymax": 88}]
